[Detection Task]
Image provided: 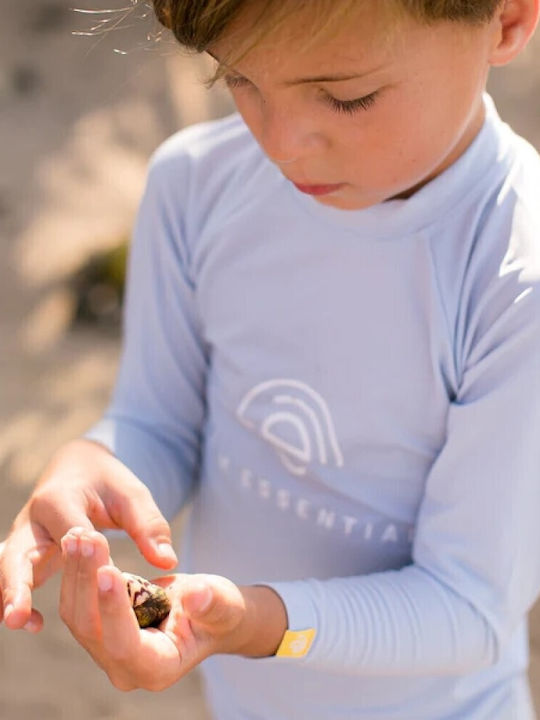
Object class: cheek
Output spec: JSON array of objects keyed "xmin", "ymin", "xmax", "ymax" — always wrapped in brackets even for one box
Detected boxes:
[
  {"xmin": 335, "ymin": 107, "xmax": 418, "ymax": 183},
  {"xmin": 385, "ymin": 59, "xmax": 485, "ymax": 168},
  {"xmin": 342, "ymin": 90, "xmax": 461, "ymax": 186}
]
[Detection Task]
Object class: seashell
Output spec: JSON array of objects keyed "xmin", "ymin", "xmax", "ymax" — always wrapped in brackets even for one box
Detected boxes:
[{"xmin": 122, "ymin": 572, "xmax": 171, "ymax": 628}]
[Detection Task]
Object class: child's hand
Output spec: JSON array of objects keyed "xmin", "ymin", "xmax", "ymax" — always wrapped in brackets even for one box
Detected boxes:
[
  {"xmin": 59, "ymin": 528, "xmax": 287, "ymax": 691},
  {"xmin": 0, "ymin": 439, "xmax": 177, "ymax": 633}
]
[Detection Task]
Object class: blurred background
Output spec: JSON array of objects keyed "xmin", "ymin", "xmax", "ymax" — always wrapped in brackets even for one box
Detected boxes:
[{"xmin": 0, "ymin": 1, "xmax": 539, "ymax": 717}]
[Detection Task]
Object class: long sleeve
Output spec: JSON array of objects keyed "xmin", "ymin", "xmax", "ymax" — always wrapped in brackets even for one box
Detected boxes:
[
  {"xmin": 267, "ymin": 198, "xmax": 540, "ymax": 676},
  {"xmin": 85, "ymin": 151, "xmax": 209, "ymax": 521}
]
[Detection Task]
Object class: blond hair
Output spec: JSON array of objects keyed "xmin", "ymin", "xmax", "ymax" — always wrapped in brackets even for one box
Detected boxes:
[{"xmin": 152, "ymin": 0, "xmax": 501, "ymax": 80}]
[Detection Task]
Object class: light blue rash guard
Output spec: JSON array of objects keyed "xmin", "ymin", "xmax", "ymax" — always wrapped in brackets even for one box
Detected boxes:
[{"xmin": 86, "ymin": 95, "xmax": 540, "ymax": 719}]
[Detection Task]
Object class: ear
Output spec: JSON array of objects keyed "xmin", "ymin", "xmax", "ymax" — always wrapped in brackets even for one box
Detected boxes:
[{"xmin": 488, "ymin": 0, "xmax": 540, "ymax": 66}]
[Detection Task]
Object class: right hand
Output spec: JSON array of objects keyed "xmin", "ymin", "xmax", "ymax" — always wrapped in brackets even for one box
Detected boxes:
[{"xmin": 0, "ymin": 438, "xmax": 177, "ymax": 633}]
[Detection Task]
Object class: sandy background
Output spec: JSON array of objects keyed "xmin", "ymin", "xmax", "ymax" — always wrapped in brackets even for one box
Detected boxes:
[{"xmin": 1, "ymin": 2, "xmax": 539, "ymax": 718}]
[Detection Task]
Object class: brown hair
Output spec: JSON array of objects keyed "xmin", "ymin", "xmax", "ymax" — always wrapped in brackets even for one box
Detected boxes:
[{"xmin": 152, "ymin": 0, "xmax": 501, "ymax": 76}]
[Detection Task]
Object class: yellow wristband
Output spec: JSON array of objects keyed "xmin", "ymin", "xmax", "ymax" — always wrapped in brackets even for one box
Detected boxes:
[{"xmin": 276, "ymin": 628, "xmax": 316, "ymax": 658}]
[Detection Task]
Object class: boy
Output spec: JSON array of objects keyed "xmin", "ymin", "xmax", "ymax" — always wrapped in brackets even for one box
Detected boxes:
[{"xmin": 2, "ymin": 1, "xmax": 540, "ymax": 717}]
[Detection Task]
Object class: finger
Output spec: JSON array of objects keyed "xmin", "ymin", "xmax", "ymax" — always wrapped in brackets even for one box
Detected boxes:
[
  {"xmin": 34, "ymin": 455, "xmax": 176, "ymax": 569},
  {"xmin": 59, "ymin": 529, "xmax": 82, "ymax": 632},
  {"xmin": 0, "ymin": 522, "xmax": 60, "ymax": 630},
  {"xmin": 60, "ymin": 528, "xmax": 110, "ymax": 643},
  {"xmin": 0, "ymin": 531, "xmax": 36, "ymax": 630},
  {"xmin": 28, "ymin": 489, "xmax": 95, "ymax": 547},
  {"xmin": 0, "ymin": 589, "xmax": 43, "ymax": 633},
  {"xmin": 102, "ymin": 480, "xmax": 177, "ymax": 570},
  {"xmin": 73, "ymin": 530, "xmax": 111, "ymax": 639},
  {"xmin": 98, "ymin": 566, "xmax": 185, "ymax": 692},
  {"xmin": 2, "ymin": 539, "xmax": 45, "ymax": 632},
  {"xmin": 97, "ymin": 566, "xmax": 142, "ymax": 670},
  {"xmin": 22, "ymin": 609, "xmax": 44, "ymax": 634},
  {"xmin": 31, "ymin": 545, "xmax": 63, "ymax": 587},
  {"xmin": 59, "ymin": 529, "xmax": 98, "ymax": 628}
]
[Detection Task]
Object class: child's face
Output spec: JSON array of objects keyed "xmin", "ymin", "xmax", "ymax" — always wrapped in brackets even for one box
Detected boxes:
[{"xmin": 212, "ymin": 3, "xmax": 499, "ymax": 210}]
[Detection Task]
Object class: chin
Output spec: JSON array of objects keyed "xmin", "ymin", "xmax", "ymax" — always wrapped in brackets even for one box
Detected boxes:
[{"xmin": 314, "ymin": 194, "xmax": 378, "ymax": 211}]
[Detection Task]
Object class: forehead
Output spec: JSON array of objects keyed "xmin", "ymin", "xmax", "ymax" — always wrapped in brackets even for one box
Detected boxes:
[{"xmin": 211, "ymin": 0, "xmax": 403, "ymax": 77}]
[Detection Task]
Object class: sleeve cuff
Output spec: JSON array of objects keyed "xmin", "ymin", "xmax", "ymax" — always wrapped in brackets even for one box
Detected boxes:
[
  {"xmin": 83, "ymin": 418, "xmax": 117, "ymax": 453},
  {"xmin": 263, "ymin": 580, "xmax": 318, "ymax": 659}
]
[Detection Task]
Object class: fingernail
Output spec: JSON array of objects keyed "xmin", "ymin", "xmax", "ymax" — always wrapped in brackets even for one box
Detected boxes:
[
  {"xmin": 23, "ymin": 619, "xmax": 39, "ymax": 634},
  {"xmin": 80, "ymin": 538, "xmax": 94, "ymax": 558},
  {"xmin": 98, "ymin": 571, "xmax": 113, "ymax": 592},
  {"xmin": 68, "ymin": 526, "xmax": 86, "ymax": 537},
  {"xmin": 157, "ymin": 543, "xmax": 177, "ymax": 562},
  {"xmin": 63, "ymin": 537, "xmax": 77, "ymax": 555},
  {"xmin": 4, "ymin": 603, "xmax": 14, "ymax": 621}
]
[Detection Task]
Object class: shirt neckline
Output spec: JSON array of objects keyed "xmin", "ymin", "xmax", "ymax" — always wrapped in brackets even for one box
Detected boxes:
[{"xmin": 283, "ymin": 94, "xmax": 515, "ymax": 239}]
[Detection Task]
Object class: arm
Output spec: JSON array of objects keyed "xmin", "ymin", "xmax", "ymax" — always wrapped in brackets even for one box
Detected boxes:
[
  {"xmin": 254, "ymin": 230, "xmax": 540, "ymax": 675},
  {"xmin": 85, "ymin": 150, "xmax": 209, "ymax": 520},
  {"xmin": 0, "ymin": 149, "xmax": 208, "ymax": 630},
  {"xmin": 57, "ymin": 203, "xmax": 540, "ymax": 685}
]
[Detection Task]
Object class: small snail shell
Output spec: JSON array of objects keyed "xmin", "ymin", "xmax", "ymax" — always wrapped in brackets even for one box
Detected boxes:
[{"xmin": 122, "ymin": 572, "xmax": 171, "ymax": 628}]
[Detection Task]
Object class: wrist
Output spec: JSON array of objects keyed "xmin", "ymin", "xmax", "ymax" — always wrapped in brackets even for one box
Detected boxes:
[{"xmin": 226, "ymin": 585, "xmax": 288, "ymax": 658}]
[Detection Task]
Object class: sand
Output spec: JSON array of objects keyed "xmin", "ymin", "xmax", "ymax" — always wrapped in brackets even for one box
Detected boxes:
[{"xmin": 1, "ymin": 2, "xmax": 540, "ymax": 717}]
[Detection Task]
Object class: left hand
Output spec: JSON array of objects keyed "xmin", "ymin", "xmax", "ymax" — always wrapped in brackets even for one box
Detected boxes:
[{"xmin": 59, "ymin": 527, "xmax": 287, "ymax": 691}]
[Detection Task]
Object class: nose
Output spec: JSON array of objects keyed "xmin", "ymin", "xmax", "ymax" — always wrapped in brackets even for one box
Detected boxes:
[{"xmin": 258, "ymin": 104, "xmax": 326, "ymax": 166}]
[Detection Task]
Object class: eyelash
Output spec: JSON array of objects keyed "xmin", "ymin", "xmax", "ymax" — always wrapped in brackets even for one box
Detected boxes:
[
  {"xmin": 223, "ymin": 74, "xmax": 250, "ymax": 90},
  {"xmin": 323, "ymin": 91, "xmax": 378, "ymax": 115},
  {"xmin": 223, "ymin": 74, "xmax": 379, "ymax": 116}
]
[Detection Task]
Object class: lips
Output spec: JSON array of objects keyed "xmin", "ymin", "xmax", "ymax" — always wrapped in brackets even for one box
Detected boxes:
[{"xmin": 291, "ymin": 181, "xmax": 346, "ymax": 197}]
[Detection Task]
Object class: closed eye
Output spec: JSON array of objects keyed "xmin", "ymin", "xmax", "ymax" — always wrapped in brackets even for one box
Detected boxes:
[
  {"xmin": 224, "ymin": 73, "xmax": 380, "ymax": 116},
  {"xmin": 323, "ymin": 91, "xmax": 379, "ymax": 115},
  {"xmin": 223, "ymin": 73, "xmax": 251, "ymax": 90}
]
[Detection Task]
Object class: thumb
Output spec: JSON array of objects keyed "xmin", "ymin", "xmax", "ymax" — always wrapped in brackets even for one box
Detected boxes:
[
  {"xmin": 182, "ymin": 581, "xmax": 214, "ymax": 620},
  {"xmin": 181, "ymin": 575, "xmax": 245, "ymax": 634}
]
